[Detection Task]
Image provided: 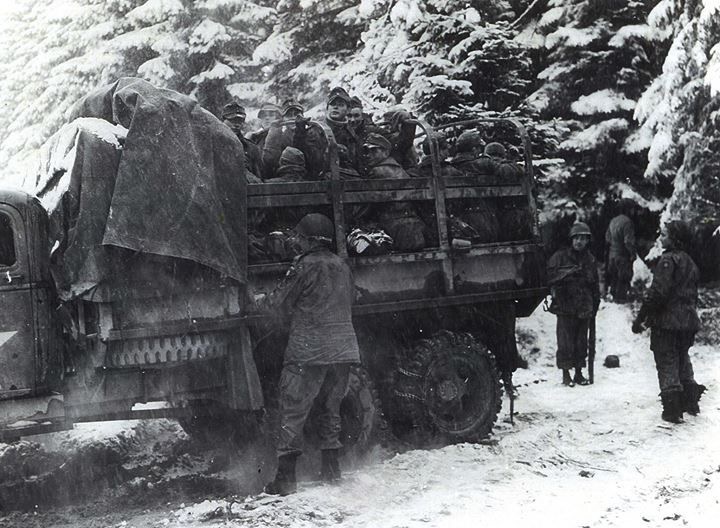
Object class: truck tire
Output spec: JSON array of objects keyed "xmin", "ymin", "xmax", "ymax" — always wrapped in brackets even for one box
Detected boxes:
[
  {"xmin": 178, "ymin": 401, "xmax": 262, "ymax": 448},
  {"xmin": 305, "ymin": 365, "xmax": 386, "ymax": 456},
  {"xmin": 394, "ymin": 331, "xmax": 502, "ymax": 445}
]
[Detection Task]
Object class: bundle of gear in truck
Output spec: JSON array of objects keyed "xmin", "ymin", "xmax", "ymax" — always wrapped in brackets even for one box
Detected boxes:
[{"xmin": 0, "ymin": 79, "xmax": 547, "ymax": 492}]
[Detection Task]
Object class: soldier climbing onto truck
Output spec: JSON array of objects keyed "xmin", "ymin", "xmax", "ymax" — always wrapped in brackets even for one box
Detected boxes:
[{"xmin": 252, "ymin": 213, "xmax": 361, "ymax": 496}]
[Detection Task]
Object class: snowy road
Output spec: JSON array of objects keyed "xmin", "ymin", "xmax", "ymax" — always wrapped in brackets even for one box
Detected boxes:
[
  {"xmin": 167, "ymin": 302, "xmax": 719, "ymax": 528},
  {"xmin": 0, "ymin": 302, "xmax": 717, "ymax": 528}
]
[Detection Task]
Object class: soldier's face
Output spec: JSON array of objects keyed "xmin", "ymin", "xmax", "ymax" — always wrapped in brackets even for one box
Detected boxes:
[
  {"xmin": 328, "ymin": 100, "xmax": 349, "ymax": 120},
  {"xmin": 259, "ymin": 111, "xmax": 281, "ymax": 130},
  {"xmin": 366, "ymin": 147, "xmax": 387, "ymax": 165},
  {"xmin": 348, "ymin": 108, "xmax": 363, "ymax": 126},
  {"xmin": 223, "ymin": 116, "xmax": 245, "ymax": 134},
  {"xmin": 572, "ymin": 235, "xmax": 590, "ymax": 251},
  {"xmin": 284, "ymin": 108, "xmax": 303, "ymax": 120}
]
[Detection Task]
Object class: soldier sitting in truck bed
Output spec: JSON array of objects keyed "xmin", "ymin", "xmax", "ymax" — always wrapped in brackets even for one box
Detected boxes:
[
  {"xmin": 294, "ymin": 87, "xmax": 362, "ymax": 180},
  {"xmin": 364, "ymin": 133, "xmax": 426, "ymax": 251},
  {"xmin": 262, "ymin": 99, "xmax": 305, "ymax": 179},
  {"xmin": 448, "ymin": 131, "xmax": 500, "ymax": 243}
]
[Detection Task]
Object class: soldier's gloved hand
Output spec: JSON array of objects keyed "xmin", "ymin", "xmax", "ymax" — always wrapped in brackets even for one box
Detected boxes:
[{"xmin": 631, "ymin": 317, "xmax": 644, "ymax": 334}]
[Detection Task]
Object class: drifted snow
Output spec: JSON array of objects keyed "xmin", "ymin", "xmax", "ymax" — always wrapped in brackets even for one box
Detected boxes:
[{"xmin": 159, "ymin": 303, "xmax": 719, "ymax": 527}]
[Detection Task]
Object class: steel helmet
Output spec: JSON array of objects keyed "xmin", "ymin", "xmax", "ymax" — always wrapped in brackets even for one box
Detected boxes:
[
  {"xmin": 294, "ymin": 213, "xmax": 334, "ymax": 240},
  {"xmin": 570, "ymin": 221, "xmax": 592, "ymax": 238}
]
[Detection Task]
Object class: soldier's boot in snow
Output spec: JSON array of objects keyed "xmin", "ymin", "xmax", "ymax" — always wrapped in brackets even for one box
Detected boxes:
[
  {"xmin": 574, "ymin": 369, "xmax": 589, "ymax": 386},
  {"xmin": 265, "ymin": 454, "xmax": 298, "ymax": 496},
  {"xmin": 682, "ymin": 383, "xmax": 707, "ymax": 416},
  {"xmin": 320, "ymin": 449, "xmax": 342, "ymax": 482},
  {"xmin": 562, "ymin": 369, "xmax": 575, "ymax": 387},
  {"xmin": 660, "ymin": 391, "xmax": 684, "ymax": 424}
]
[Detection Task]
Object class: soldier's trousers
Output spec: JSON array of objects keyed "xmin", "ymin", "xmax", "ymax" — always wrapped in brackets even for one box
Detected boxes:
[
  {"xmin": 556, "ymin": 315, "xmax": 589, "ymax": 370},
  {"xmin": 607, "ymin": 255, "xmax": 633, "ymax": 301},
  {"xmin": 277, "ymin": 363, "xmax": 351, "ymax": 457},
  {"xmin": 650, "ymin": 328, "xmax": 696, "ymax": 393}
]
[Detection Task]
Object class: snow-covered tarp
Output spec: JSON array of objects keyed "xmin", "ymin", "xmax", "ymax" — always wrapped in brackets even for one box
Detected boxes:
[{"xmin": 31, "ymin": 78, "xmax": 248, "ymax": 299}]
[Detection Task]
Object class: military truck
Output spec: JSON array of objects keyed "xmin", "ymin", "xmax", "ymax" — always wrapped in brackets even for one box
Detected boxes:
[{"xmin": 0, "ymin": 80, "xmax": 546, "ymax": 449}]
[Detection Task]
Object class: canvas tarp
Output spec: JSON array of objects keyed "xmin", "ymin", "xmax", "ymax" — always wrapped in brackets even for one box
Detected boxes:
[{"xmin": 35, "ymin": 78, "xmax": 247, "ymax": 300}]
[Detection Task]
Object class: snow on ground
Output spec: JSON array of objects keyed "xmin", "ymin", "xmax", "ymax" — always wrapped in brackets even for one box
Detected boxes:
[{"xmin": 164, "ymin": 302, "xmax": 719, "ymax": 528}]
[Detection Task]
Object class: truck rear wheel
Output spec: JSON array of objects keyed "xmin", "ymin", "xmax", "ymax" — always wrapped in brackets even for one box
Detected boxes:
[
  {"xmin": 394, "ymin": 331, "xmax": 501, "ymax": 445},
  {"xmin": 305, "ymin": 365, "xmax": 385, "ymax": 456}
]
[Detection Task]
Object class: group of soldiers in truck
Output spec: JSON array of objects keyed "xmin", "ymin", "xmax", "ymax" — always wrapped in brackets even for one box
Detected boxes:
[{"xmin": 222, "ymin": 87, "xmax": 533, "ymax": 257}]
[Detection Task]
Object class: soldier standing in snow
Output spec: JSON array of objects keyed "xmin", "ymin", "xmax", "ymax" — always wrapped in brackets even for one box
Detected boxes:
[
  {"xmin": 547, "ymin": 222, "xmax": 600, "ymax": 386},
  {"xmin": 254, "ymin": 213, "xmax": 360, "ymax": 496},
  {"xmin": 632, "ymin": 220, "xmax": 706, "ymax": 423},
  {"xmin": 605, "ymin": 198, "xmax": 637, "ymax": 302}
]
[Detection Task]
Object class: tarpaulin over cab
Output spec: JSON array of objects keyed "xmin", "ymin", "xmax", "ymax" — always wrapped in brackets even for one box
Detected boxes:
[{"xmin": 34, "ymin": 78, "xmax": 247, "ymax": 301}]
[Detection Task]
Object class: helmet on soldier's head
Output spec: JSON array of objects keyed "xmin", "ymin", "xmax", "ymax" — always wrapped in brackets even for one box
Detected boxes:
[
  {"xmin": 258, "ymin": 102, "xmax": 282, "ymax": 119},
  {"xmin": 484, "ymin": 142, "xmax": 507, "ymax": 159},
  {"xmin": 294, "ymin": 213, "xmax": 334, "ymax": 241},
  {"xmin": 455, "ymin": 130, "xmax": 483, "ymax": 153},
  {"xmin": 666, "ymin": 220, "xmax": 693, "ymax": 249},
  {"xmin": 328, "ymin": 87, "xmax": 351, "ymax": 106},
  {"xmin": 363, "ymin": 133, "xmax": 392, "ymax": 152},
  {"xmin": 222, "ymin": 100, "xmax": 246, "ymax": 119},
  {"xmin": 349, "ymin": 96, "xmax": 363, "ymax": 109},
  {"xmin": 570, "ymin": 221, "xmax": 592, "ymax": 238},
  {"xmin": 279, "ymin": 146, "xmax": 305, "ymax": 167},
  {"xmin": 281, "ymin": 99, "xmax": 304, "ymax": 117},
  {"xmin": 422, "ymin": 132, "xmax": 448, "ymax": 155}
]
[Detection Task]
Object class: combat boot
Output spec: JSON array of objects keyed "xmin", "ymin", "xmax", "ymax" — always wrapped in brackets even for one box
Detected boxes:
[
  {"xmin": 320, "ymin": 449, "xmax": 341, "ymax": 482},
  {"xmin": 265, "ymin": 454, "xmax": 298, "ymax": 496},
  {"xmin": 682, "ymin": 383, "xmax": 707, "ymax": 416},
  {"xmin": 660, "ymin": 391, "xmax": 684, "ymax": 424},
  {"xmin": 574, "ymin": 369, "xmax": 589, "ymax": 386}
]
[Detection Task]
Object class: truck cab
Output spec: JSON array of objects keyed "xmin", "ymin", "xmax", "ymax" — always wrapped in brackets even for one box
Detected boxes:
[{"xmin": 0, "ymin": 190, "xmax": 62, "ymax": 429}]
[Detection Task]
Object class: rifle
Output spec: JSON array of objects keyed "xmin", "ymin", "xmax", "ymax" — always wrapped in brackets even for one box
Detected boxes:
[{"xmin": 588, "ymin": 316, "xmax": 596, "ymax": 384}]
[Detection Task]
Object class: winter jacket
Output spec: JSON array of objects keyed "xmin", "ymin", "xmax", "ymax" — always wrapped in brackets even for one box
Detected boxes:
[
  {"xmin": 257, "ymin": 247, "xmax": 360, "ymax": 365},
  {"xmin": 295, "ymin": 117, "xmax": 361, "ymax": 180},
  {"xmin": 416, "ymin": 157, "xmax": 463, "ymax": 178},
  {"xmin": 230, "ymin": 132, "xmax": 263, "ymax": 180},
  {"xmin": 638, "ymin": 249, "xmax": 700, "ymax": 331},
  {"xmin": 367, "ymin": 156, "xmax": 410, "ymax": 180},
  {"xmin": 261, "ymin": 123, "xmax": 295, "ymax": 179},
  {"xmin": 605, "ymin": 214, "xmax": 636, "ymax": 260},
  {"xmin": 547, "ymin": 247, "xmax": 600, "ymax": 319},
  {"xmin": 450, "ymin": 153, "xmax": 495, "ymax": 176}
]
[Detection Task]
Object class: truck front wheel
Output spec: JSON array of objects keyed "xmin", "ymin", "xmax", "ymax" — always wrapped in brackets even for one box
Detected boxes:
[{"xmin": 394, "ymin": 331, "xmax": 502, "ymax": 445}]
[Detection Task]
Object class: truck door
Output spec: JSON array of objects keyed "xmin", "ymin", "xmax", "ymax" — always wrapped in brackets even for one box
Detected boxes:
[{"xmin": 0, "ymin": 205, "xmax": 38, "ymax": 399}]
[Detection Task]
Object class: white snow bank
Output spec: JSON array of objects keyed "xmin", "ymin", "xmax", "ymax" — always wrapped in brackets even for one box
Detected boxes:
[{"xmin": 168, "ymin": 303, "xmax": 720, "ymax": 528}]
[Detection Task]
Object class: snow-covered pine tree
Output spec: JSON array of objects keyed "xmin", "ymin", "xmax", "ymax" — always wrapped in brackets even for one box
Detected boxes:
[
  {"xmin": 0, "ymin": 0, "xmax": 277, "ymax": 185},
  {"xmin": 521, "ymin": 0, "xmax": 666, "ymax": 215},
  {"xmin": 332, "ymin": 0, "xmax": 535, "ymax": 118},
  {"xmin": 635, "ymin": 0, "xmax": 720, "ymax": 225}
]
